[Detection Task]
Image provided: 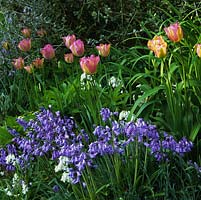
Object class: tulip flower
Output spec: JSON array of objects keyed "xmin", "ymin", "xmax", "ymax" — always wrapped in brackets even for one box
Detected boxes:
[
  {"xmin": 21, "ymin": 28, "xmax": 31, "ymax": 38},
  {"xmin": 64, "ymin": 53, "xmax": 74, "ymax": 63},
  {"xmin": 147, "ymin": 36, "xmax": 167, "ymax": 58},
  {"xmin": 62, "ymin": 35, "xmax": 76, "ymax": 49},
  {"xmin": 80, "ymin": 54, "xmax": 100, "ymax": 74},
  {"xmin": 32, "ymin": 58, "xmax": 44, "ymax": 68},
  {"xmin": 70, "ymin": 39, "xmax": 84, "ymax": 57},
  {"xmin": 37, "ymin": 28, "xmax": 47, "ymax": 37},
  {"xmin": 195, "ymin": 44, "xmax": 201, "ymax": 58},
  {"xmin": 24, "ymin": 65, "xmax": 34, "ymax": 74},
  {"xmin": 164, "ymin": 22, "xmax": 183, "ymax": 43},
  {"xmin": 96, "ymin": 43, "xmax": 111, "ymax": 57},
  {"xmin": 18, "ymin": 39, "xmax": 31, "ymax": 52},
  {"xmin": 12, "ymin": 57, "xmax": 24, "ymax": 69},
  {"xmin": 2, "ymin": 41, "xmax": 10, "ymax": 50},
  {"xmin": 40, "ymin": 44, "xmax": 55, "ymax": 59}
]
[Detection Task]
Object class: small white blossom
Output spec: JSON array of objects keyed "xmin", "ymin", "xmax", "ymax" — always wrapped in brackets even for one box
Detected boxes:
[
  {"xmin": 6, "ymin": 154, "xmax": 18, "ymax": 165},
  {"xmin": 80, "ymin": 73, "xmax": 101, "ymax": 90},
  {"xmin": 119, "ymin": 110, "xmax": 135, "ymax": 121},
  {"xmin": 12, "ymin": 173, "xmax": 19, "ymax": 187},
  {"xmin": 21, "ymin": 180, "xmax": 29, "ymax": 195},
  {"xmin": 108, "ymin": 76, "xmax": 122, "ymax": 88},
  {"xmin": 55, "ymin": 156, "xmax": 69, "ymax": 172},
  {"xmin": 0, "ymin": 171, "xmax": 4, "ymax": 176},
  {"xmin": 4, "ymin": 188, "xmax": 13, "ymax": 196},
  {"xmin": 61, "ymin": 171, "xmax": 72, "ymax": 183},
  {"xmin": 80, "ymin": 73, "xmax": 93, "ymax": 82}
]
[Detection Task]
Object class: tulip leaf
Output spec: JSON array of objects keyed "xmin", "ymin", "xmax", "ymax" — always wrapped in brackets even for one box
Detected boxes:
[
  {"xmin": 0, "ymin": 12, "xmax": 5, "ymax": 23},
  {"xmin": 0, "ymin": 127, "xmax": 13, "ymax": 147},
  {"xmin": 189, "ymin": 123, "xmax": 201, "ymax": 142}
]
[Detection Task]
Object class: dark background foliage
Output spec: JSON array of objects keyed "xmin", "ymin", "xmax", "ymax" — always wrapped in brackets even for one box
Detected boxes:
[{"xmin": 1, "ymin": 0, "xmax": 200, "ymax": 46}]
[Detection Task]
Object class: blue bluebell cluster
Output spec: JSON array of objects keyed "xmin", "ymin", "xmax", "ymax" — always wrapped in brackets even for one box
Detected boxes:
[{"xmin": 0, "ymin": 108, "xmax": 193, "ymax": 184}]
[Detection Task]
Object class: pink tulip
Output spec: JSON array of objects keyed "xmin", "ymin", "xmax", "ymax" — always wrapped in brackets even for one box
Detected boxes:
[
  {"xmin": 62, "ymin": 34, "xmax": 76, "ymax": 49},
  {"xmin": 80, "ymin": 54, "xmax": 100, "ymax": 74},
  {"xmin": 21, "ymin": 28, "xmax": 31, "ymax": 38},
  {"xmin": 96, "ymin": 43, "xmax": 111, "ymax": 57},
  {"xmin": 18, "ymin": 39, "xmax": 31, "ymax": 52},
  {"xmin": 70, "ymin": 39, "xmax": 84, "ymax": 57},
  {"xmin": 24, "ymin": 65, "xmax": 34, "ymax": 73},
  {"xmin": 12, "ymin": 57, "xmax": 24, "ymax": 70},
  {"xmin": 40, "ymin": 44, "xmax": 55, "ymax": 59},
  {"xmin": 32, "ymin": 58, "xmax": 44, "ymax": 68},
  {"xmin": 195, "ymin": 44, "xmax": 201, "ymax": 58},
  {"xmin": 64, "ymin": 53, "xmax": 74, "ymax": 63},
  {"xmin": 164, "ymin": 22, "xmax": 183, "ymax": 43}
]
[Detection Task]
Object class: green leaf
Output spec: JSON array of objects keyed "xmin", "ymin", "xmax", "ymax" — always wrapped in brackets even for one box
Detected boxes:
[
  {"xmin": 189, "ymin": 123, "xmax": 201, "ymax": 142},
  {"xmin": 129, "ymin": 85, "xmax": 164, "ymax": 120},
  {"xmin": 0, "ymin": 11, "xmax": 5, "ymax": 23},
  {"xmin": 0, "ymin": 127, "xmax": 13, "ymax": 146}
]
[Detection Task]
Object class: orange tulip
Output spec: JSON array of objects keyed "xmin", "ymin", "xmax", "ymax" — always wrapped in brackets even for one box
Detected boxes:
[
  {"xmin": 96, "ymin": 44, "xmax": 111, "ymax": 57},
  {"xmin": 147, "ymin": 36, "xmax": 167, "ymax": 58},
  {"xmin": 195, "ymin": 44, "xmax": 201, "ymax": 58},
  {"xmin": 12, "ymin": 57, "xmax": 24, "ymax": 69},
  {"xmin": 32, "ymin": 58, "xmax": 44, "ymax": 68},
  {"xmin": 21, "ymin": 28, "xmax": 31, "ymax": 38},
  {"xmin": 24, "ymin": 65, "xmax": 34, "ymax": 73},
  {"xmin": 64, "ymin": 53, "xmax": 74, "ymax": 63}
]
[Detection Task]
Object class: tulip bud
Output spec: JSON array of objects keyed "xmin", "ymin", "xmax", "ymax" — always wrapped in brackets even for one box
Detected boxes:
[
  {"xmin": 37, "ymin": 28, "xmax": 47, "ymax": 37},
  {"xmin": 12, "ymin": 57, "xmax": 24, "ymax": 69},
  {"xmin": 18, "ymin": 39, "xmax": 31, "ymax": 52},
  {"xmin": 21, "ymin": 28, "xmax": 31, "ymax": 38},
  {"xmin": 70, "ymin": 39, "xmax": 84, "ymax": 57},
  {"xmin": 195, "ymin": 44, "xmax": 201, "ymax": 58},
  {"xmin": 40, "ymin": 44, "xmax": 55, "ymax": 59},
  {"xmin": 147, "ymin": 36, "xmax": 167, "ymax": 58},
  {"xmin": 24, "ymin": 65, "xmax": 34, "ymax": 73},
  {"xmin": 80, "ymin": 54, "xmax": 100, "ymax": 74},
  {"xmin": 62, "ymin": 35, "xmax": 76, "ymax": 49},
  {"xmin": 2, "ymin": 41, "xmax": 10, "ymax": 50},
  {"xmin": 96, "ymin": 43, "xmax": 111, "ymax": 57},
  {"xmin": 164, "ymin": 22, "xmax": 183, "ymax": 43},
  {"xmin": 32, "ymin": 58, "xmax": 44, "ymax": 68},
  {"xmin": 64, "ymin": 53, "xmax": 74, "ymax": 63}
]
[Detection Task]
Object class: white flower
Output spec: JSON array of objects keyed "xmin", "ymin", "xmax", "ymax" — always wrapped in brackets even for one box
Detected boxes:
[
  {"xmin": 0, "ymin": 171, "xmax": 4, "ymax": 176},
  {"xmin": 80, "ymin": 73, "xmax": 101, "ymax": 90},
  {"xmin": 55, "ymin": 156, "xmax": 69, "ymax": 172},
  {"xmin": 12, "ymin": 173, "xmax": 19, "ymax": 187},
  {"xmin": 4, "ymin": 188, "xmax": 13, "ymax": 196},
  {"xmin": 21, "ymin": 180, "xmax": 29, "ymax": 195},
  {"xmin": 80, "ymin": 73, "xmax": 93, "ymax": 82},
  {"xmin": 61, "ymin": 171, "xmax": 72, "ymax": 183},
  {"xmin": 6, "ymin": 154, "xmax": 18, "ymax": 165},
  {"xmin": 119, "ymin": 110, "xmax": 135, "ymax": 121},
  {"xmin": 108, "ymin": 76, "xmax": 122, "ymax": 88}
]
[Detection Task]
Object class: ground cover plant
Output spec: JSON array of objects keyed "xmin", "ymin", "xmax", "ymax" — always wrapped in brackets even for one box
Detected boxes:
[{"xmin": 0, "ymin": 0, "xmax": 201, "ymax": 199}]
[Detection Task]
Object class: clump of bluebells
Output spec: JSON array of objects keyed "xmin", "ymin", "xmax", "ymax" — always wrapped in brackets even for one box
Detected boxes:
[{"xmin": 0, "ymin": 108, "xmax": 194, "ymax": 184}]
